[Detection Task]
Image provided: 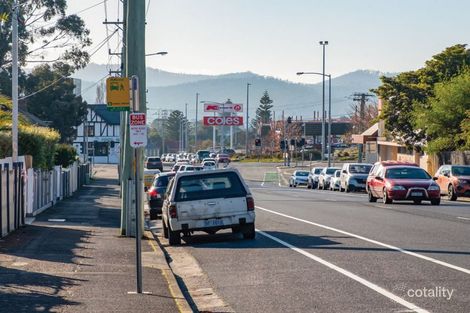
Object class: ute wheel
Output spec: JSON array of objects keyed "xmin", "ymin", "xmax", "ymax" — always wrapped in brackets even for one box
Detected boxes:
[
  {"xmin": 448, "ymin": 185, "xmax": 457, "ymax": 201},
  {"xmin": 162, "ymin": 219, "xmax": 169, "ymax": 239},
  {"xmin": 431, "ymin": 198, "xmax": 441, "ymax": 206},
  {"xmin": 413, "ymin": 200, "xmax": 422, "ymax": 205},
  {"xmin": 243, "ymin": 223, "xmax": 256, "ymax": 239},
  {"xmin": 168, "ymin": 226, "xmax": 181, "ymax": 245},
  {"xmin": 383, "ymin": 188, "xmax": 393, "ymax": 204},
  {"xmin": 345, "ymin": 185, "xmax": 350, "ymax": 193},
  {"xmin": 368, "ymin": 190, "xmax": 377, "ymax": 202},
  {"xmin": 307, "ymin": 184, "xmax": 312, "ymax": 189},
  {"xmin": 289, "ymin": 182, "xmax": 292, "ymax": 187}
]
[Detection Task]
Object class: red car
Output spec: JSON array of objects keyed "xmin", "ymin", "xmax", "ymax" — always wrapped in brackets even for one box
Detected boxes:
[
  {"xmin": 435, "ymin": 165, "xmax": 470, "ymax": 200},
  {"xmin": 367, "ymin": 165, "xmax": 441, "ymax": 205},
  {"xmin": 215, "ymin": 154, "xmax": 231, "ymax": 164}
]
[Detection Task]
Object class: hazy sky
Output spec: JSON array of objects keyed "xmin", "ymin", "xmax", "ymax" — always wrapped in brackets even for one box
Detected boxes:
[{"xmin": 67, "ymin": 0, "xmax": 470, "ymax": 83}]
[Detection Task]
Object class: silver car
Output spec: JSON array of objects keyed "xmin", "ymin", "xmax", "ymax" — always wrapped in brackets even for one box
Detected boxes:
[
  {"xmin": 318, "ymin": 167, "xmax": 341, "ymax": 190},
  {"xmin": 289, "ymin": 170, "xmax": 310, "ymax": 187},
  {"xmin": 340, "ymin": 163, "xmax": 373, "ymax": 192},
  {"xmin": 329, "ymin": 170, "xmax": 342, "ymax": 191},
  {"xmin": 307, "ymin": 167, "xmax": 324, "ymax": 189}
]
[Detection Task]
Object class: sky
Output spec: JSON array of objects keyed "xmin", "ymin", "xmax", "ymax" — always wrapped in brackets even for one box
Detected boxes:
[{"xmin": 66, "ymin": 0, "xmax": 470, "ymax": 83}]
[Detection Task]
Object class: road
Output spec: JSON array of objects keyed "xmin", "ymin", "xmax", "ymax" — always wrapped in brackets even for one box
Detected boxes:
[{"xmin": 159, "ymin": 163, "xmax": 470, "ymax": 313}]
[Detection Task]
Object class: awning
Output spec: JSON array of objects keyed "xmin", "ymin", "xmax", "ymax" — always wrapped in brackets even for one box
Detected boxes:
[{"xmin": 352, "ymin": 123, "xmax": 378, "ymax": 144}]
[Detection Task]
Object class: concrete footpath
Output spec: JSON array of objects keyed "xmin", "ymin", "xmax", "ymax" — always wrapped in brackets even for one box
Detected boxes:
[{"xmin": 0, "ymin": 164, "xmax": 189, "ymax": 313}]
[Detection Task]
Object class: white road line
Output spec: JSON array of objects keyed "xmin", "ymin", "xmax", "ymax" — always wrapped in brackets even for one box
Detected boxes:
[
  {"xmin": 256, "ymin": 229, "xmax": 429, "ymax": 313},
  {"xmin": 256, "ymin": 206, "xmax": 470, "ymax": 275},
  {"xmin": 457, "ymin": 216, "xmax": 470, "ymax": 221},
  {"xmin": 261, "ymin": 173, "xmax": 266, "ymax": 187}
]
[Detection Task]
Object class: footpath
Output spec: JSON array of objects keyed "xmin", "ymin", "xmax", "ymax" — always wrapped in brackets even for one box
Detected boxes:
[{"xmin": 0, "ymin": 164, "xmax": 189, "ymax": 313}]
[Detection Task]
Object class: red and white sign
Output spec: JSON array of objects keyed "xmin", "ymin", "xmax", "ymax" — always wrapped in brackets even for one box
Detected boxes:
[
  {"xmin": 129, "ymin": 113, "xmax": 147, "ymax": 148},
  {"xmin": 203, "ymin": 103, "xmax": 243, "ymax": 113},
  {"xmin": 203, "ymin": 116, "xmax": 244, "ymax": 126}
]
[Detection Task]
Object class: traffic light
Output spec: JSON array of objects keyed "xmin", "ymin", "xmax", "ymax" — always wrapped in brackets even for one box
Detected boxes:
[
  {"xmin": 290, "ymin": 139, "xmax": 295, "ymax": 146},
  {"xmin": 255, "ymin": 138, "xmax": 261, "ymax": 147},
  {"xmin": 280, "ymin": 139, "xmax": 287, "ymax": 150},
  {"xmin": 287, "ymin": 116, "xmax": 292, "ymax": 124}
]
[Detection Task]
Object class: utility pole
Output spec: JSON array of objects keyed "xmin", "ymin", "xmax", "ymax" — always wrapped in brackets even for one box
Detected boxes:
[
  {"xmin": 245, "ymin": 83, "xmax": 251, "ymax": 156},
  {"xmin": 11, "ymin": 0, "xmax": 19, "ymax": 161},
  {"xmin": 184, "ymin": 103, "xmax": 188, "ymax": 151},
  {"xmin": 121, "ymin": 0, "xmax": 146, "ymax": 238},
  {"xmin": 195, "ymin": 93, "xmax": 199, "ymax": 150},
  {"xmin": 319, "ymin": 41, "xmax": 328, "ymax": 163}
]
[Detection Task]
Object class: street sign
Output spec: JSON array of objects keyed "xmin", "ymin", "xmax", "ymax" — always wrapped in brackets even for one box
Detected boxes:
[
  {"xmin": 203, "ymin": 103, "xmax": 243, "ymax": 113},
  {"xmin": 129, "ymin": 113, "xmax": 147, "ymax": 148},
  {"xmin": 106, "ymin": 77, "xmax": 130, "ymax": 111},
  {"xmin": 203, "ymin": 116, "xmax": 243, "ymax": 126}
]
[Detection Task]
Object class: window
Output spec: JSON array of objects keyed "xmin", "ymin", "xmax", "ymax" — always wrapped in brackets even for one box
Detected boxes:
[
  {"xmin": 86, "ymin": 125, "xmax": 95, "ymax": 137},
  {"xmin": 385, "ymin": 167, "xmax": 431, "ymax": 179},
  {"xmin": 175, "ymin": 172, "xmax": 247, "ymax": 202},
  {"xmin": 349, "ymin": 164, "xmax": 372, "ymax": 174}
]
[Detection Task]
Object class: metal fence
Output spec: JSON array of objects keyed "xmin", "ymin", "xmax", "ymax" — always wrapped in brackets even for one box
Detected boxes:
[{"xmin": 1, "ymin": 157, "xmax": 90, "ymax": 238}]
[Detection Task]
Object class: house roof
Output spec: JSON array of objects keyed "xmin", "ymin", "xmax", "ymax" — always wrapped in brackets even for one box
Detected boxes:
[
  {"xmin": 89, "ymin": 104, "xmax": 120, "ymax": 125},
  {"xmin": 352, "ymin": 122, "xmax": 379, "ymax": 144}
]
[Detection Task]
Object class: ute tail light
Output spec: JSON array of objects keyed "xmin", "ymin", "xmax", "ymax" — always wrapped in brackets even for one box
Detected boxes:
[
  {"xmin": 246, "ymin": 196, "xmax": 255, "ymax": 211},
  {"xmin": 169, "ymin": 204, "xmax": 178, "ymax": 218}
]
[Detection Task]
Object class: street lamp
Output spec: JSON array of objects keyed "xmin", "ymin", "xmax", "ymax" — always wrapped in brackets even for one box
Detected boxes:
[
  {"xmin": 297, "ymin": 71, "xmax": 332, "ymax": 167},
  {"xmin": 246, "ymin": 83, "xmax": 251, "ymax": 156},
  {"xmin": 319, "ymin": 41, "xmax": 328, "ymax": 163}
]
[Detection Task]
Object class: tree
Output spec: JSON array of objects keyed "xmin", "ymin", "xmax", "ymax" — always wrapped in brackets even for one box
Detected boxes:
[
  {"xmin": 414, "ymin": 70, "xmax": 470, "ymax": 153},
  {"xmin": 343, "ymin": 101, "xmax": 378, "ymax": 143},
  {"xmin": 252, "ymin": 90, "xmax": 274, "ymax": 137},
  {"xmin": 24, "ymin": 64, "xmax": 87, "ymax": 143},
  {"xmin": 460, "ymin": 111, "xmax": 470, "ymax": 150},
  {"xmin": 0, "ymin": 0, "xmax": 92, "ymax": 96},
  {"xmin": 164, "ymin": 110, "xmax": 186, "ymax": 142},
  {"xmin": 373, "ymin": 44, "xmax": 470, "ymax": 149}
]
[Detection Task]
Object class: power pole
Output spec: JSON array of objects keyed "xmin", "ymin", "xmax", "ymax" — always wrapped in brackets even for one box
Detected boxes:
[
  {"xmin": 11, "ymin": 0, "xmax": 19, "ymax": 161},
  {"xmin": 184, "ymin": 103, "xmax": 188, "ymax": 151},
  {"xmin": 245, "ymin": 83, "xmax": 251, "ymax": 156},
  {"xmin": 352, "ymin": 92, "xmax": 374, "ymax": 132},
  {"xmin": 121, "ymin": 0, "xmax": 146, "ymax": 237}
]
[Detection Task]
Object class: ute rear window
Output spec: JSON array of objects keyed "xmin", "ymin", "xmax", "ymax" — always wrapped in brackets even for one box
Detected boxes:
[{"xmin": 175, "ymin": 172, "xmax": 247, "ymax": 202}]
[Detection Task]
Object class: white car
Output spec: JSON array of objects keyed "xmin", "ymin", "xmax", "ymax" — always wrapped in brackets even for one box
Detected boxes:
[
  {"xmin": 289, "ymin": 170, "xmax": 309, "ymax": 187},
  {"xmin": 202, "ymin": 161, "xmax": 217, "ymax": 170},
  {"xmin": 178, "ymin": 165, "xmax": 203, "ymax": 172},
  {"xmin": 161, "ymin": 169, "xmax": 256, "ymax": 245},
  {"xmin": 329, "ymin": 170, "xmax": 341, "ymax": 191},
  {"xmin": 318, "ymin": 167, "xmax": 341, "ymax": 190},
  {"xmin": 307, "ymin": 167, "xmax": 324, "ymax": 189}
]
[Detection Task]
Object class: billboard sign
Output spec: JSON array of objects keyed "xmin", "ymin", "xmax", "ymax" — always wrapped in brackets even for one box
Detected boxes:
[
  {"xmin": 203, "ymin": 116, "xmax": 244, "ymax": 126},
  {"xmin": 203, "ymin": 103, "xmax": 243, "ymax": 113}
]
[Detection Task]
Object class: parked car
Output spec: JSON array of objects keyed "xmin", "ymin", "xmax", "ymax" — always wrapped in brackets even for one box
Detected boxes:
[
  {"xmin": 289, "ymin": 170, "xmax": 309, "ymax": 187},
  {"xmin": 318, "ymin": 167, "xmax": 341, "ymax": 190},
  {"xmin": 330, "ymin": 170, "xmax": 342, "ymax": 191},
  {"xmin": 434, "ymin": 165, "xmax": 470, "ymax": 200},
  {"xmin": 143, "ymin": 168, "xmax": 161, "ymax": 189},
  {"xmin": 366, "ymin": 161, "xmax": 419, "ymax": 194},
  {"xmin": 171, "ymin": 163, "xmax": 186, "ymax": 172},
  {"xmin": 340, "ymin": 163, "xmax": 373, "ymax": 192},
  {"xmin": 307, "ymin": 167, "xmax": 324, "ymax": 189},
  {"xmin": 161, "ymin": 168, "xmax": 256, "ymax": 245},
  {"xmin": 202, "ymin": 161, "xmax": 217, "ymax": 170},
  {"xmin": 145, "ymin": 156, "xmax": 163, "ymax": 171},
  {"xmin": 216, "ymin": 154, "xmax": 231, "ymax": 165},
  {"xmin": 146, "ymin": 172, "xmax": 176, "ymax": 220},
  {"xmin": 367, "ymin": 165, "xmax": 440, "ymax": 205},
  {"xmin": 196, "ymin": 150, "xmax": 211, "ymax": 162},
  {"xmin": 178, "ymin": 165, "xmax": 203, "ymax": 172}
]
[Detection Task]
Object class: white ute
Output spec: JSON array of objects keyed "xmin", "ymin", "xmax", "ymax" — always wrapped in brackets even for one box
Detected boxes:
[{"xmin": 161, "ymin": 168, "xmax": 256, "ymax": 245}]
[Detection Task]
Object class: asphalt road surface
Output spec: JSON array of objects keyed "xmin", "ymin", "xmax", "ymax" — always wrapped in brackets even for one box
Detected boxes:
[{"xmin": 164, "ymin": 163, "xmax": 470, "ymax": 313}]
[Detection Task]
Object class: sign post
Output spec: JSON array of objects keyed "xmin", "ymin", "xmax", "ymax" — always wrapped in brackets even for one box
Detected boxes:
[{"xmin": 129, "ymin": 76, "xmax": 147, "ymax": 294}]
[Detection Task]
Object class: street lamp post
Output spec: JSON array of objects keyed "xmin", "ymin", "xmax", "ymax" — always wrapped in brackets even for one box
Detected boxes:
[
  {"xmin": 319, "ymin": 41, "xmax": 328, "ymax": 162},
  {"xmin": 195, "ymin": 93, "xmax": 199, "ymax": 150},
  {"xmin": 297, "ymin": 71, "xmax": 332, "ymax": 167}
]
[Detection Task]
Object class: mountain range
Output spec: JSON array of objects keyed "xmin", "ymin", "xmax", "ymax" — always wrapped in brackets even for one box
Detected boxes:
[{"xmin": 74, "ymin": 63, "xmax": 394, "ymax": 120}]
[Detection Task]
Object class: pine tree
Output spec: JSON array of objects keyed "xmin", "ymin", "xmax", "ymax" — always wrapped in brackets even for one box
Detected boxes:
[{"xmin": 252, "ymin": 90, "xmax": 274, "ymax": 137}]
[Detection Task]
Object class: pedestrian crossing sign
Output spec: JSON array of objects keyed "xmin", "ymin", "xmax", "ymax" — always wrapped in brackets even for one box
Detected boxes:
[{"xmin": 106, "ymin": 77, "xmax": 130, "ymax": 111}]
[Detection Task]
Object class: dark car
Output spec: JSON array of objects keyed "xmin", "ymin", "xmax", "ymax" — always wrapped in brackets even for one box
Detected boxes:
[
  {"xmin": 216, "ymin": 154, "xmax": 231, "ymax": 164},
  {"xmin": 145, "ymin": 156, "xmax": 163, "ymax": 171},
  {"xmin": 147, "ymin": 172, "xmax": 176, "ymax": 219},
  {"xmin": 435, "ymin": 165, "xmax": 470, "ymax": 200},
  {"xmin": 367, "ymin": 166, "xmax": 440, "ymax": 205}
]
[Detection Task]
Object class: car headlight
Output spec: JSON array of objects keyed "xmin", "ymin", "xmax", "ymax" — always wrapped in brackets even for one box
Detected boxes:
[
  {"xmin": 390, "ymin": 185, "xmax": 406, "ymax": 191},
  {"xmin": 428, "ymin": 185, "xmax": 440, "ymax": 191}
]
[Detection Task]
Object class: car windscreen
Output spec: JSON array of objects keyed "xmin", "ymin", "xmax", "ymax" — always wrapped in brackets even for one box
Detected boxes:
[
  {"xmin": 296, "ymin": 172, "xmax": 309, "ymax": 177},
  {"xmin": 314, "ymin": 168, "xmax": 323, "ymax": 174},
  {"xmin": 385, "ymin": 168, "xmax": 431, "ymax": 179},
  {"xmin": 175, "ymin": 172, "xmax": 247, "ymax": 202},
  {"xmin": 452, "ymin": 166, "xmax": 470, "ymax": 176},
  {"xmin": 203, "ymin": 162, "xmax": 215, "ymax": 166},
  {"xmin": 349, "ymin": 164, "xmax": 372, "ymax": 174},
  {"xmin": 326, "ymin": 168, "xmax": 339, "ymax": 175}
]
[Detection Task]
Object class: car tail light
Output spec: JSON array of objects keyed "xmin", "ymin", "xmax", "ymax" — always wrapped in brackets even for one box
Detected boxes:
[
  {"xmin": 148, "ymin": 188, "xmax": 158, "ymax": 199},
  {"xmin": 169, "ymin": 204, "xmax": 178, "ymax": 218},
  {"xmin": 246, "ymin": 196, "xmax": 255, "ymax": 211}
]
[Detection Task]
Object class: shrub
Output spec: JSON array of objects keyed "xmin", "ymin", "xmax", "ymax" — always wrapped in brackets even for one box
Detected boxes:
[{"xmin": 54, "ymin": 144, "xmax": 77, "ymax": 168}]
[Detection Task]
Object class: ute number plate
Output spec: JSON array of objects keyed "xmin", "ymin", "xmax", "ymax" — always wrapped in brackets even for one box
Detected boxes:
[
  {"xmin": 411, "ymin": 192, "xmax": 423, "ymax": 197},
  {"xmin": 204, "ymin": 219, "xmax": 224, "ymax": 227}
]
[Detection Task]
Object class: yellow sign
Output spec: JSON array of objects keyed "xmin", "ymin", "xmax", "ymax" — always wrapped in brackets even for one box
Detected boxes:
[{"xmin": 106, "ymin": 77, "xmax": 130, "ymax": 111}]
